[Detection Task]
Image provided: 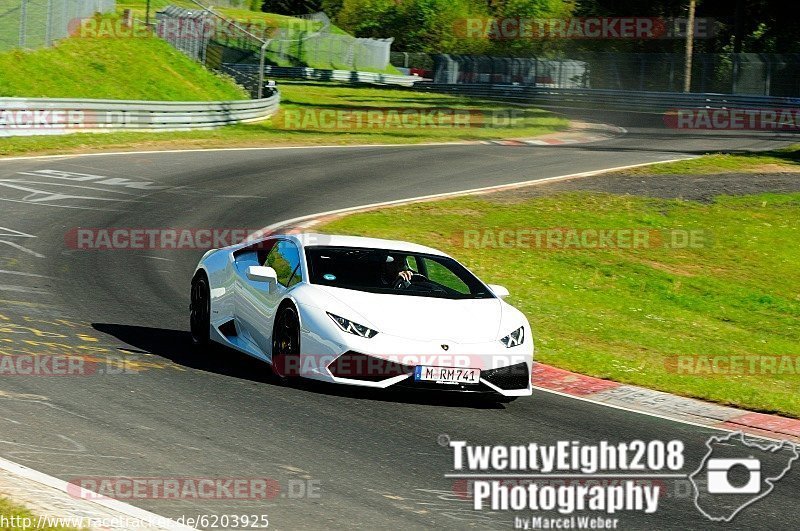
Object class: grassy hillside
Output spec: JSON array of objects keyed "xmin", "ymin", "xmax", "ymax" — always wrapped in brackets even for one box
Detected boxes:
[
  {"xmin": 0, "ymin": 9, "xmax": 566, "ymax": 154},
  {"xmin": 0, "ymin": 30, "xmax": 247, "ymax": 100}
]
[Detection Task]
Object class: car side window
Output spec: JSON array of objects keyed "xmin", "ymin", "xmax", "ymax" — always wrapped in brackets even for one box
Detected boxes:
[
  {"xmin": 265, "ymin": 241, "xmax": 302, "ymax": 288},
  {"xmin": 421, "ymin": 257, "xmax": 471, "ymax": 295}
]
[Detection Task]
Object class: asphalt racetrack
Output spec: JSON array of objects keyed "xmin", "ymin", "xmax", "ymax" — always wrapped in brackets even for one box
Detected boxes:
[{"xmin": 0, "ymin": 128, "xmax": 797, "ymax": 530}]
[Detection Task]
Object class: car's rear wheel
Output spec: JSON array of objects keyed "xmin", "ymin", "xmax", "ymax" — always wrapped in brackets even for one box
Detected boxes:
[
  {"xmin": 190, "ymin": 273, "xmax": 211, "ymax": 347},
  {"xmin": 272, "ymin": 304, "xmax": 300, "ymax": 380}
]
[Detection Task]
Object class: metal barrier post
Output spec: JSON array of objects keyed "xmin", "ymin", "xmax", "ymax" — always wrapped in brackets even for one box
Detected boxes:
[{"xmin": 258, "ymin": 40, "xmax": 267, "ymax": 99}]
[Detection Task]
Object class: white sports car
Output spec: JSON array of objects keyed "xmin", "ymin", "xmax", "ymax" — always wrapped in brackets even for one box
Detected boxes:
[{"xmin": 190, "ymin": 233, "xmax": 533, "ymax": 400}]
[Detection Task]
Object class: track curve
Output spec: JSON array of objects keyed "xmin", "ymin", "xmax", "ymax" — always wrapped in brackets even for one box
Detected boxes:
[{"xmin": 0, "ymin": 130, "xmax": 797, "ymax": 530}]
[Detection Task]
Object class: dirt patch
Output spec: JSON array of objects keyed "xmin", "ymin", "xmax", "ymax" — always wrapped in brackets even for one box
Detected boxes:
[{"xmin": 743, "ymin": 163, "xmax": 800, "ymax": 174}]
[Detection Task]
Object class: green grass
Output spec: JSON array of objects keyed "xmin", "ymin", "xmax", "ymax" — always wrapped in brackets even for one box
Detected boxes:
[
  {"xmin": 0, "ymin": 31, "xmax": 246, "ymax": 100},
  {"xmin": 0, "ymin": 80, "xmax": 568, "ymax": 156},
  {"xmin": 317, "ymin": 161, "xmax": 800, "ymax": 418},
  {"xmin": 0, "ymin": 497, "xmax": 80, "ymax": 530}
]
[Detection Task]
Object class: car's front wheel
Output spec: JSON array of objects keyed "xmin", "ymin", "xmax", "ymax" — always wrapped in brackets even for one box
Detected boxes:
[
  {"xmin": 190, "ymin": 272, "xmax": 211, "ymax": 347},
  {"xmin": 271, "ymin": 304, "xmax": 300, "ymax": 380}
]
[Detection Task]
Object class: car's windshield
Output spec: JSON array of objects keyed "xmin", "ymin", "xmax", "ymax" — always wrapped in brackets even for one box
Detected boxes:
[{"xmin": 305, "ymin": 246, "xmax": 494, "ymax": 299}]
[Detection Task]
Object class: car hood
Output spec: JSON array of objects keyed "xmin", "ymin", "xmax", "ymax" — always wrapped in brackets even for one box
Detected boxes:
[{"xmin": 314, "ymin": 285, "xmax": 503, "ymax": 343}]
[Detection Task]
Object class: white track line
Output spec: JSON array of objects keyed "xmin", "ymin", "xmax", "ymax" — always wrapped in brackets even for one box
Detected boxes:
[
  {"xmin": 0, "ymin": 142, "xmax": 476, "ymax": 163},
  {"xmin": 0, "ymin": 456, "xmax": 196, "ymax": 530},
  {"xmin": 0, "ymin": 269, "xmax": 55, "ymax": 279},
  {"xmin": 0, "ymin": 124, "xmax": 627, "ymax": 163},
  {"xmin": 255, "ymin": 157, "xmax": 696, "ymax": 236}
]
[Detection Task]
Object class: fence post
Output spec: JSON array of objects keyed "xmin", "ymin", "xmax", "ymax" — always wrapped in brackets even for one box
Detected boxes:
[
  {"xmin": 669, "ymin": 55, "xmax": 675, "ymax": 91},
  {"xmin": 639, "ymin": 55, "xmax": 645, "ymax": 90},
  {"xmin": 19, "ymin": 0, "xmax": 27, "ymax": 47},
  {"xmin": 765, "ymin": 56, "xmax": 772, "ymax": 96},
  {"xmin": 258, "ymin": 40, "xmax": 267, "ymax": 99},
  {"xmin": 45, "ymin": 0, "xmax": 52, "ymax": 46},
  {"xmin": 700, "ymin": 56, "xmax": 708, "ymax": 93}
]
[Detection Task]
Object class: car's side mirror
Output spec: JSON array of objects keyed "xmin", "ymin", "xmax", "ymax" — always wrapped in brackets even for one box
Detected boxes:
[
  {"xmin": 487, "ymin": 284, "xmax": 510, "ymax": 298},
  {"xmin": 247, "ymin": 265, "xmax": 278, "ymax": 284}
]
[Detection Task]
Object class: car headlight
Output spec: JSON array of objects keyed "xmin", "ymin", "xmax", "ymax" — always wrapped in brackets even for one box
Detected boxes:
[
  {"xmin": 327, "ymin": 312, "xmax": 378, "ymax": 338},
  {"xmin": 500, "ymin": 326, "xmax": 524, "ymax": 348}
]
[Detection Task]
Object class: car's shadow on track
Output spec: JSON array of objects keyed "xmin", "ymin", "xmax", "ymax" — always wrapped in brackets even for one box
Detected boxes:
[{"xmin": 92, "ymin": 323, "xmax": 510, "ymax": 410}]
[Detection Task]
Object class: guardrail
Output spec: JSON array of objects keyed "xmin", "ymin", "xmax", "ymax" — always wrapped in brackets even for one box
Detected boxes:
[
  {"xmin": 223, "ymin": 63, "xmax": 424, "ymax": 87},
  {"xmin": 411, "ymin": 84, "xmax": 800, "ymax": 113},
  {"xmin": 0, "ymin": 91, "xmax": 280, "ymax": 137}
]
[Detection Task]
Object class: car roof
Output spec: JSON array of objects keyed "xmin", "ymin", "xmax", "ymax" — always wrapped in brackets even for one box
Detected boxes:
[{"xmin": 277, "ymin": 233, "xmax": 450, "ymax": 257}]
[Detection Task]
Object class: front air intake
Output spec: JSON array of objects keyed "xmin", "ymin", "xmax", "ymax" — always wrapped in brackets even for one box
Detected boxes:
[
  {"xmin": 482, "ymin": 362, "xmax": 530, "ymax": 390},
  {"xmin": 328, "ymin": 351, "xmax": 413, "ymax": 382}
]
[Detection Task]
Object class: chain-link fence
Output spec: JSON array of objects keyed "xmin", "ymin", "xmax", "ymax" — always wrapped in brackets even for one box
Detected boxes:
[
  {"xmin": 393, "ymin": 52, "xmax": 800, "ymax": 96},
  {"xmin": 157, "ymin": 4, "xmax": 393, "ymax": 73},
  {"xmin": 0, "ymin": 0, "xmax": 116, "ymax": 51},
  {"xmin": 426, "ymin": 55, "xmax": 588, "ymax": 87},
  {"xmin": 264, "ymin": 30, "xmax": 392, "ymax": 72},
  {"xmin": 567, "ymin": 52, "xmax": 800, "ymax": 96},
  {"xmin": 155, "ymin": 5, "xmax": 211, "ymax": 63},
  {"xmin": 261, "ymin": 11, "xmax": 392, "ymax": 71}
]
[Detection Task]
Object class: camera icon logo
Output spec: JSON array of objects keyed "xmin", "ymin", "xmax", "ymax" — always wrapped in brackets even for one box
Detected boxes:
[
  {"xmin": 690, "ymin": 431, "xmax": 798, "ymax": 522},
  {"xmin": 706, "ymin": 458, "xmax": 761, "ymax": 494}
]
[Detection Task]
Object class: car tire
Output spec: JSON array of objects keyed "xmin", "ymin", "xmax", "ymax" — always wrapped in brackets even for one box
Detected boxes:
[
  {"xmin": 190, "ymin": 272, "xmax": 211, "ymax": 347},
  {"xmin": 272, "ymin": 303, "xmax": 301, "ymax": 381}
]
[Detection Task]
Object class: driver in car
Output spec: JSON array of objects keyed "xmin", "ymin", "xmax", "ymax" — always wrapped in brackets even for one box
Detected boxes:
[{"xmin": 381, "ymin": 255, "xmax": 414, "ymax": 287}]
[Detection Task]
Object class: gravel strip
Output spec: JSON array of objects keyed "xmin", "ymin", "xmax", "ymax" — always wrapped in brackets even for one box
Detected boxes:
[{"xmin": 487, "ymin": 171, "xmax": 800, "ymax": 203}]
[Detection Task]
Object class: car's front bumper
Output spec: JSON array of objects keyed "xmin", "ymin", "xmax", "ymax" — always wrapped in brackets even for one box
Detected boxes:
[{"xmin": 296, "ymin": 326, "xmax": 533, "ymax": 397}]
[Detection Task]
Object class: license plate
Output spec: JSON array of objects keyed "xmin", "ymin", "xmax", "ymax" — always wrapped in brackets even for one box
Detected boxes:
[{"xmin": 414, "ymin": 366, "xmax": 480, "ymax": 385}]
